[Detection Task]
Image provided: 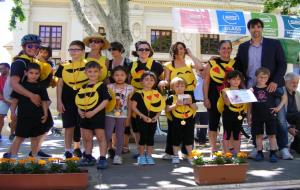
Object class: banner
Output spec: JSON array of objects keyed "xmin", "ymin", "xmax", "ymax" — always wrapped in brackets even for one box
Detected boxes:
[
  {"xmin": 282, "ymin": 16, "xmax": 300, "ymax": 39},
  {"xmin": 251, "ymin": 13, "xmax": 278, "ymax": 37},
  {"xmin": 216, "ymin": 10, "xmax": 246, "ymax": 35},
  {"xmin": 173, "ymin": 8, "xmax": 300, "ymax": 40}
]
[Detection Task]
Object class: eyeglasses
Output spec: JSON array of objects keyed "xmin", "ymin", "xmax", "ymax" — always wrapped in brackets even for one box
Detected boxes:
[
  {"xmin": 138, "ymin": 48, "xmax": 150, "ymax": 52},
  {"xmin": 68, "ymin": 48, "xmax": 83, "ymax": 52},
  {"xmin": 89, "ymin": 39, "xmax": 103, "ymax": 44},
  {"xmin": 26, "ymin": 44, "xmax": 40, "ymax": 49}
]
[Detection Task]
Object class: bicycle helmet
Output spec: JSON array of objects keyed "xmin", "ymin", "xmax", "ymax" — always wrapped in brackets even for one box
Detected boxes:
[{"xmin": 21, "ymin": 34, "xmax": 41, "ymax": 46}]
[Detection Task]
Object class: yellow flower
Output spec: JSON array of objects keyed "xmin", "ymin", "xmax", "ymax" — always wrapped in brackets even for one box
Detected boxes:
[
  {"xmin": 213, "ymin": 151, "xmax": 223, "ymax": 157},
  {"xmin": 225, "ymin": 152, "xmax": 233, "ymax": 158},
  {"xmin": 65, "ymin": 157, "xmax": 80, "ymax": 162},
  {"xmin": 0, "ymin": 158, "xmax": 9, "ymax": 163},
  {"xmin": 38, "ymin": 160, "xmax": 47, "ymax": 166},
  {"xmin": 8, "ymin": 159, "xmax": 16, "ymax": 163},
  {"xmin": 26, "ymin": 157, "xmax": 36, "ymax": 163},
  {"xmin": 188, "ymin": 149, "xmax": 202, "ymax": 159},
  {"xmin": 18, "ymin": 159, "xmax": 27, "ymax": 164},
  {"xmin": 237, "ymin": 152, "xmax": 248, "ymax": 159},
  {"xmin": 48, "ymin": 157, "xmax": 63, "ymax": 163}
]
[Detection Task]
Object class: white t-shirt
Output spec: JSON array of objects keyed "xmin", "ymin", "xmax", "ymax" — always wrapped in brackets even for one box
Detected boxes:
[{"xmin": 106, "ymin": 83, "xmax": 134, "ymax": 118}]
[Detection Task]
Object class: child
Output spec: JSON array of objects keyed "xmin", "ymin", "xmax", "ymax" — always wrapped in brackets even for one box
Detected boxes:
[
  {"xmin": 75, "ymin": 61, "xmax": 111, "ymax": 169},
  {"xmin": 56, "ymin": 40, "xmax": 87, "ymax": 158},
  {"xmin": 105, "ymin": 66, "xmax": 134, "ymax": 164},
  {"xmin": 7, "ymin": 64, "xmax": 49, "ymax": 158},
  {"xmin": 131, "ymin": 71, "xmax": 165, "ymax": 165},
  {"xmin": 166, "ymin": 77, "xmax": 197, "ymax": 164},
  {"xmin": 217, "ymin": 70, "xmax": 247, "ymax": 154},
  {"xmin": 248, "ymin": 67, "xmax": 284, "ymax": 163}
]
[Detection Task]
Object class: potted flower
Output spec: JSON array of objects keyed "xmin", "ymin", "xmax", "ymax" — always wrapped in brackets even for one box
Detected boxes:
[
  {"xmin": 0, "ymin": 157, "xmax": 88, "ymax": 190},
  {"xmin": 190, "ymin": 150, "xmax": 248, "ymax": 185}
]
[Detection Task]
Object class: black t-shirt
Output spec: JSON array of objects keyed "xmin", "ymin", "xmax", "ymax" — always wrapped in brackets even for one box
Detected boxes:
[
  {"xmin": 55, "ymin": 63, "xmax": 79, "ymax": 105},
  {"xmin": 127, "ymin": 59, "xmax": 164, "ymax": 79},
  {"xmin": 131, "ymin": 91, "xmax": 157, "ymax": 118},
  {"xmin": 252, "ymin": 86, "xmax": 282, "ymax": 121},
  {"xmin": 11, "ymin": 81, "xmax": 49, "ymax": 117}
]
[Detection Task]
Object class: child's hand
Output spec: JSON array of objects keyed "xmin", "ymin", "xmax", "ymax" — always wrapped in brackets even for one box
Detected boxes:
[
  {"xmin": 204, "ymin": 98, "xmax": 211, "ymax": 109},
  {"xmin": 78, "ymin": 109, "xmax": 85, "ymax": 118},
  {"xmin": 85, "ymin": 110, "xmax": 96, "ymax": 118},
  {"xmin": 41, "ymin": 114, "xmax": 48, "ymax": 124},
  {"xmin": 184, "ymin": 98, "xmax": 193, "ymax": 105},
  {"xmin": 176, "ymin": 99, "xmax": 184, "ymax": 106},
  {"xmin": 30, "ymin": 94, "xmax": 41, "ymax": 107},
  {"xmin": 270, "ymin": 107, "xmax": 280, "ymax": 113},
  {"xmin": 151, "ymin": 116, "xmax": 159, "ymax": 123},
  {"xmin": 57, "ymin": 101, "xmax": 65, "ymax": 113},
  {"xmin": 142, "ymin": 115, "xmax": 152, "ymax": 123}
]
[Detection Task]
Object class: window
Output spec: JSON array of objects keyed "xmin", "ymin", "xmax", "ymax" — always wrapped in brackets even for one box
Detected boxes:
[
  {"xmin": 151, "ymin": 29, "xmax": 172, "ymax": 53},
  {"xmin": 39, "ymin": 25, "xmax": 62, "ymax": 50},
  {"xmin": 200, "ymin": 34, "xmax": 219, "ymax": 54},
  {"xmin": 98, "ymin": 27, "xmax": 106, "ymax": 36}
]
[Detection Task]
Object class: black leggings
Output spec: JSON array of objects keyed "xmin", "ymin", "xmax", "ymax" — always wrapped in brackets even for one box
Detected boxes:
[{"xmin": 138, "ymin": 119, "xmax": 157, "ymax": 146}]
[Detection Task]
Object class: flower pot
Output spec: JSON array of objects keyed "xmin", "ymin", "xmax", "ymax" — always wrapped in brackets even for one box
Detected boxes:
[
  {"xmin": 193, "ymin": 163, "xmax": 248, "ymax": 185},
  {"xmin": 0, "ymin": 170, "xmax": 88, "ymax": 190}
]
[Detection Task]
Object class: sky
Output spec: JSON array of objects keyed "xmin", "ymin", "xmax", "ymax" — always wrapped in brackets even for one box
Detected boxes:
[{"xmin": 0, "ymin": 0, "xmax": 13, "ymax": 63}]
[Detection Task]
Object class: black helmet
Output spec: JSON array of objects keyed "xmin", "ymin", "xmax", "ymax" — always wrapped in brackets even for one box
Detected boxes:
[{"xmin": 21, "ymin": 34, "xmax": 41, "ymax": 46}]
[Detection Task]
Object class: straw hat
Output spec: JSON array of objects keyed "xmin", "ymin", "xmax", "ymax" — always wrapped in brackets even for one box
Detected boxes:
[{"xmin": 83, "ymin": 33, "xmax": 110, "ymax": 50}]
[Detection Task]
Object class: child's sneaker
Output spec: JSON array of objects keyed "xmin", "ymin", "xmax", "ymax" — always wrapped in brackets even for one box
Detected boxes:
[
  {"xmin": 137, "ymin": 155, "xmax": 147, "ymax": 166},
  {"xmin": 73, "ymin": 148, "xmax": 83, "ymax": 158},
  {"xmin": 255, "ymin": 152, "xmax": 264, "ymax": 161},
  {"xmin": 162, "ymin": 153, "xmax": 172, "ymax": 160},
  {"xmin": 3, "ymin": 152, "xmax": 11, "ymax": 158},
  {"xmin": 64, "ymin": 151, "xmax": 73, "ymax": 159},
  {"xmin": 108, "ymin": 149, "xmax": 115, "ymax": 159},
  {"xmin": 113, "ymin": 155, "xmax": 122, "ymax": 165},
  {"xmin": 146, "ymin": 155, "xmax": 155, "ymax": 165},
  {"xmin": 97, "ymin": 159, "xmax": 108, "ymax": 169},
  {"xmin": 171, "ymin": 155, "xmax": 180, "ymax": 164},
  {"xmin": 269, "ymin": 153, "xmax": 277, "ymax": 163}
]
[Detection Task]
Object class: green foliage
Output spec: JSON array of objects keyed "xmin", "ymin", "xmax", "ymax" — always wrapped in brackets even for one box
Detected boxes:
[
  {"xmin": 64, "ymin": 160, "xmax": 80, "ymax": 173},
  {"xmin": 263, "ymin": 0, "xmax": 300, "ymax": 15},
  {"xmin": 9, "ymin": 0, "xmax": 26, "ymax": 30}
]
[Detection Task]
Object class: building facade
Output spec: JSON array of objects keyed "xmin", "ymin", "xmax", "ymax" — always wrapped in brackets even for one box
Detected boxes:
[{"xmin": 9, "ymin": 0, "xmax": 263, "ymax": 63}]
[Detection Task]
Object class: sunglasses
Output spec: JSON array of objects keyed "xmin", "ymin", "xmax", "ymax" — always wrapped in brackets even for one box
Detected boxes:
[
  {"xmin": 26, "ymin": 44, "xmax": 40, "ymax": 49},
  {"xmin": 108, "ymin": 47, "xmax": 119, "ymax": 51},
  {"xmin": 89, "ymin": 39, "xmax": 103, "ymax": 44},
  {"xmin": 138, "ymin": 48, "xmax": 150, "ymax": 52},
  {"xmin": 68, "ymin": 48, "xmax": 83, "ymax": 52}
]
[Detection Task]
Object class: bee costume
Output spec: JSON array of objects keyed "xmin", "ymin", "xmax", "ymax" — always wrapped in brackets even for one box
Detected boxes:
[
  {"xmin": 75, "ymin": 81, "xmax": 111, "ymax": 130},
  {"xmin": 207, "ymin": 57, "xmax": 236, "ymax": 132},
  {"xmin": 217, "ymin": 88, "xmax": 247, "ymax": 140},
  {"xmin": 131, "ymin": 89, "xmax": 165, "ymax": 146},
  {"xmin": 166, "ymin": 94, "xmax": 197, "ymax": 146},
  {"xmin": 55, "ymin": 59, "xmax": 88, "ymax": 131}
]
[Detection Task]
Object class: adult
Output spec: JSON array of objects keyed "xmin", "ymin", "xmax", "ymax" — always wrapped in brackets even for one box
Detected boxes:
[
  {"xmin": 203, "ymin": 40, "xmax": 236, "ymax": 154},
  {"xmin": 235, "ymin": 18, "xmax": 292, "ymax": 159},
  {"xmin": 159, "ymin": 41, "xmax": 203, "ymax": 159},
  {"xmin": 0, "ymin": 63, "xmax": 10, "ymax": 140},
  {"xmin": 284, "ymin": 72, "xmax": 300, "ymax": 154},
  {"xmin": 83, "ymin": 33, "xmax": 110, "ymax": 82},
  {"xmin": 128, "ymin": 40, "xmax": 164, "ymax": 157},
  {"xmin": 3, "ymin": 34, "xmax": 53, "ymax": 158}
]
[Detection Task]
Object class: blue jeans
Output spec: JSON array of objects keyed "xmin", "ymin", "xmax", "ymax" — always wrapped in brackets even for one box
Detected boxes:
[{"xmin": 275, "ymin": 87, "xmax": 289, "ymax": 150}]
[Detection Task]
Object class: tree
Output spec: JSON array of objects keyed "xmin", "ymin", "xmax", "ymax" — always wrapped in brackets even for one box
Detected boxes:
[
  {"xmin": 10, "ymin": 0, "xmax": 133, "ymax": 56},
  {"xmin": 68, "ymin": 0, "xmax": 133, "ymax": 56},
  {"xmin": 263, "ymin": 0, "xmax": 300, "ymax": 15}
]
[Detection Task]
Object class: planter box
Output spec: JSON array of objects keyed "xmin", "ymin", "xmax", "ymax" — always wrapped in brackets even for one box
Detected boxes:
[
  {"xmin": 0, "ymin": 170, "xmax": 88, "ymax": 190},
  {"xmin": 193, "ymin": 163, "xmax": 248, "ymax": 185}
]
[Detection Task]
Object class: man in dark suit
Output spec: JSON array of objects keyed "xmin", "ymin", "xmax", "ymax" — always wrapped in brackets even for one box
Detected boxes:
[{"xmin": 235, "ymin": 18, "xmax": 293, "ymax": 160}]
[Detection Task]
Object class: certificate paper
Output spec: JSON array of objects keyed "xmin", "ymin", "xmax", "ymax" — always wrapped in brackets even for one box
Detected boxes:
[{"xmin": 225, "ymin": 89, "xmax": 257, "ymax": 104}]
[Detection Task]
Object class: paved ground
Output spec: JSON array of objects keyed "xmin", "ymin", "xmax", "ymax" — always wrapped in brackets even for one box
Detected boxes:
[{"xmin": 1, "ymin": 129, "xmax": 300, "ymax": 190}]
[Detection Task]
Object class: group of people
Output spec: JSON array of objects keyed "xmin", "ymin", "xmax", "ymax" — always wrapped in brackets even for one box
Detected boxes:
[{"xmin": 1, "ymin": 18, "xmax": 299, "ymax": 169}]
